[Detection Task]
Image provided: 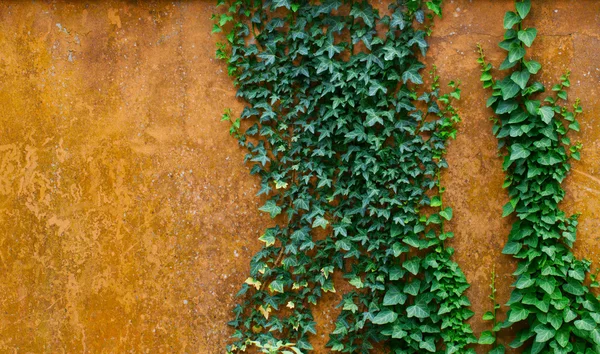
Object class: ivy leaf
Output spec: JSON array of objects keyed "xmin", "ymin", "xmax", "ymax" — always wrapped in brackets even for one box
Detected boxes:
[
  {"xmin": 479, "ymin": 330, "xmax": 496, "ymax": 345},
  {"xmin": 368, "ymin": 80, "xmax": 388, "ymax": 96},
  {"xmin": 364, "ymin": 109, "xmax": 384, "ymax": 127},
  {"xmin": 508, "ymin": 303, "xmax": 530, "ymax": 322},
  {"xmin": 518, "ymin": 28, "xmax": 537, "ymax": 47},
  {"xmin": 502, "ymin": 241, "xmax": 522, "ymax": 255},
  {"xmin": 259, "ymin": 230, "xmax": 276, "ymax": 247},
  {"xmin": 259, "ymin": 200, "xmax": 282, "ymax": 218},
  {"xmin": 372, "ymin": 309, "xmax": 398, "ymax": 325},
  {"xmin": 269, "ymin": 279, "xmax": 285, "ymax": 293},
  {"xmin": 430, "ymin": 196, "xmax": 442, "ymax": 207},
  {"xmin": 574, "ymin": 316, "xmax": 596, "ymax": 331},
  {"xmin": 383, "ymin": 285, "xmax": 407, "ymax": 306},
  {"xmin": 502, "ymin": 200, "xmax": 515, "ymax": 217},
  {"xmin": 499, "ymin": 78, "xmax": 520, "ymax": 100},
  {"xmin": 272, "ymin": 0, "xmax": 292, "ymax": 9},
  {"xmin": 439, "ymin": 207, "xmax": 453, "ymax": 221},
  {"xmin": 524, "ymin": 60, "xmax": 542, "ymax": 74},
  {"xmin": 390, "ymin": 10, "xmax": 406, "ymax": 29},
  {"xmin": 293, "ymin": 198, "xmax": 310, "ymax": 211},
  {"xmin": 511, "ymin": 70, "xmax": 530, "ymax": 89},
  {"xmin": 350, "ymin": 2, "xmax": 374, "ymax": 27},
  {"xmin": 503, "ymin": 11, "xmax": 521, "ymax": 29},
  {"xmin": 404, "ymin": 280, "xmax": 421, "ymax": 296},
  {"xmin": 419, "ymin": 337, "xmax": 436, "ymax": 352},
  {"xmin": 537, "ymin": 152, "xmax": 562, "ymax": 166},
  {"xmin": 489, "ymin": 347, "xmax": 506, "ymax": 354},
  {"xmin": 403, "ymin": 257, "xmax": 421, "ymax": 275},
  {"xmin": 312, "ymin": 216, "xmax": 329, "ymax": 229},
  {"xmin": 534, "ymin": 325, "xmax": 555, "ymax": 343},
  {"xmin": 496, "ymin": 99, "xmax": 519, "ymax": 114},
  {"xmin": 402, "ymin": 64, "xmax": 424, "ymax": 84},
  {"xmin": 508, "ymin": 43, "xmax": 526, "ymax": 63},
  {"xmin": 516, "ymin": 0, "xmax": 531, "ymax": 19},
  {"xmin": 538, "ymin": 278, "xmax": 556, "ymax": 294},
  {"xmin": 510, "ymin": 143, "xmax": 531, "ymax": 160},
  {"xmin": 591, "ymin": 328, "xmax": 600, "ymax": 345},
  {"xmin": 407, "ymin": 301, "xmax": 430, "ymax": 319},
  {"xmin": 563, "ymin": 279, "xmax": 585, "ymax": 295},
  {"xmin": 537, "ymin": 106, "xmax": 554, "ymax": 124}
]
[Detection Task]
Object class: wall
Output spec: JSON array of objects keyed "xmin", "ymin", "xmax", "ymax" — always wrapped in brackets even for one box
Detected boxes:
[{"xmin": 0, "ymin": 1, "xmax": 598, "ymax": 353}]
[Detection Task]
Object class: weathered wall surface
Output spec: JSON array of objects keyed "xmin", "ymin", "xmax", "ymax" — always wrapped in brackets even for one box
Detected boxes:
[{"xmin": 0, "ymin": 1, "xmax": 598, "ymax": 353}]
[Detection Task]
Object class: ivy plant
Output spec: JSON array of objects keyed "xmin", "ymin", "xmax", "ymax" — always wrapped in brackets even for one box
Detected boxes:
[
  {"xmin": 214, "ymin": 0, "xmax": 475, "ymax": 352},
  {"xmin": 478, "ymin": 0, "xmax": 600, "ymax": 352}
]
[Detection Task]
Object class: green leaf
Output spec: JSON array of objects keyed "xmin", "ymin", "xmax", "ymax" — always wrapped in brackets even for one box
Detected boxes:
[
  {"xmin": 372, "ymin": 309, "xmax": 398, "ymax": 325},
  {"xmin": 489, "ymin": 347, "xmax": 506, "ymax": 354},
  {"xmin": 293, "ymin": 198, "xmax": 310, "ymax": 211},
  {"xmin": 524, "ymin": 60, "xmax": 542, "ymax": 74},
  {"xmin": 516, "ymin": 0, "xmax": 531, "ymax": 18},
  {"xmin": 563, "ymin": 279, "xmax": 585, "ymax": 296},
  {"xmin": 272, "ymin": 0, "xmax": 292, "ymax": 9},
  {"xmin": 504, "ymin": 11, "xmax": 521, "ymax": 29},
  {"xmin": 389, "ymin": 266, "xmax": 405, "ymax": 281},
  {"xmin": 402, "ymin": 257, "xmax": 421, "ymax": 275},
  {"xmin": 500, "ymin": 79, "xmax": 520, "ymax": 100},
  {"xmin": 508, "ymin": 303, "xmax": 530, "ymax": 323},
  {"xmin": 538, "ymin": 278, "xmax": 556, "ymax": 294},
  {"xmin": 496, "ymin": 99, "xmax": 519, "ymax": 114},
  {"xmin": 259, "ymin": 230, "xmax": 276, "ymax": 247},
  {"xmin": 502, "ymin": 201, "xmax": 515, "ymax": 217},
  {"xmin": 404, "ymin": 280, "xmax": 421, "ymax": 296},
  {"xmin": 508, "ymin": 110, "xmax": 528, "ymax": 124},
  {"xmin": 259, "ymin": 200, "xmax": 282, "ymax": 218},
  {"xmin": 564, "ymin": 308, "xmax": 577, "ymax": 322},
  {"xmin": 534, "ymin": 325, "xmax": 556, "ymax": 342},
  {"xmin": 482, "ymin": 311, "xmax": 495, "ymax": 321},
  {"xmin": 538, "ymin": 106, "xmax": 555, "ymax": 124},
  {"xmin": 407, "ymin": 302, "xmax": 430, "ymax": 319},
  {"xmin": 430, "ymin": 196, "xmax": 442, "ymax": 207},
  {"xmin": 419, "ymin": 337, "xmax": 436, "ymax": 352},
  {"xmin": 537, "ymin": 152, "xmax": 562, "ymax": 166},
  {"xmin": 479, "ymin": 330, "xmax": 496, "ymax": 344},
  {"xmin": 508, "ymin": 44, "xmax": 526, "ymax": 63},
  {"xmin": 312, "ymin": 216, "xmax": 329, "ymax": 229},
  {"xmin": 574, "ymin": 316, "xmax": 596, "ymax": 331},
  {"xmin": 383, "ymin": 286, "xmax": 407, "ymax": 306},
  {"xmin": 350, "ymin": 2, "xmax": 375, "ymax": 27},
  {"xmin": 364, "ymin": 109, "xmax": 384, "ymax": 127},
  {"xmin": 502, "ymin": 241, "xmax": 522, "ymax": 255},
  {"xmin": 402, "ymin": 65, "xmax": 424, "ymax": 84},
  {"xmin": 510, "ymin": 143, "xmax": 531, "ymax": 160},
  {"xmin": 518, "ymin": 28, "xmax": 537, "ymax": 47},
  {"xmin": 591, "ymin": 328, "xmax": 600, "ymax": 345},
  {"xmin": 269, "ymin": 279, "xmax": 285, "ymax": 293},
  {"xmin": 511, "ymin": 70, "xmax": 530, "ymax": 89},
  {"xmin": 439, "ymin": 207, "xmax": 453, "ymax": 221}
]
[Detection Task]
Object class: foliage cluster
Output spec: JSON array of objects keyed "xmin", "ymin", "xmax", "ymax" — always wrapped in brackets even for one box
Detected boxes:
[
  {"xmin": 213, "ymin": 0, "xmax": 476, "ymax": 352},
  {"xmin": 478, "ymin": 0, "xmax": 600, "ymax": 352}
]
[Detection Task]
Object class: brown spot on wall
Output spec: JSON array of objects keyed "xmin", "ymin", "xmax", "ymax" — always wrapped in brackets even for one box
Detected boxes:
[{"xmin": 0, "ymin": 1, "xmax": 598, "ymax": 353}]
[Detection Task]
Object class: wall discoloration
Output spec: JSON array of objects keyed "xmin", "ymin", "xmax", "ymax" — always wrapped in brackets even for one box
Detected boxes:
[{"xmin": 0, "ymin": 1, "xmax": 598, "ymax": 353}]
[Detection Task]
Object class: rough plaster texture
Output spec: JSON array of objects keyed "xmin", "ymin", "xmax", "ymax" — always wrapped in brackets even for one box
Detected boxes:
[{"xmin": 0, "ymin": 1, "xmax": 598, "ymax": 353}]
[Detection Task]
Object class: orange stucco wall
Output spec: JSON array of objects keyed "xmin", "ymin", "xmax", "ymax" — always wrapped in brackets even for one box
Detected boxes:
[{"xmin": 0, "ymin": 1, "xmax": 598, "ymax": 353}]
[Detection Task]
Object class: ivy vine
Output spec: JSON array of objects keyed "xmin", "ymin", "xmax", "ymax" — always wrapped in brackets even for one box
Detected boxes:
[
  {"xmin": 214, "ymin": 0, "xmax": 476, "ymax": 353},
  {"xmin": 478, "ymin": 0, "xmax": 600, "ymax": 352}
]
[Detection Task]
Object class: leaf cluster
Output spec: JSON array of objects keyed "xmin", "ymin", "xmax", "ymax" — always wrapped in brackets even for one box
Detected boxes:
[
  {"xmin": 214, "ymin": 0, "xmax": 475, "ymax": 352},
  {"xmin": 478, "ymin": 1, "xmax": 600, "ymax": 352}
]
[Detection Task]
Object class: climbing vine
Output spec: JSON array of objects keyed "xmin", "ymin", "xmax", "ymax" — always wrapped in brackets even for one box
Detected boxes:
[
  {"xmin": 478, "ymin": 0, "xmax": 600, "ymax": 352},
  {"xmin": 214, "ymin": 0, "xmax": 475, "ymax": 353}
]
